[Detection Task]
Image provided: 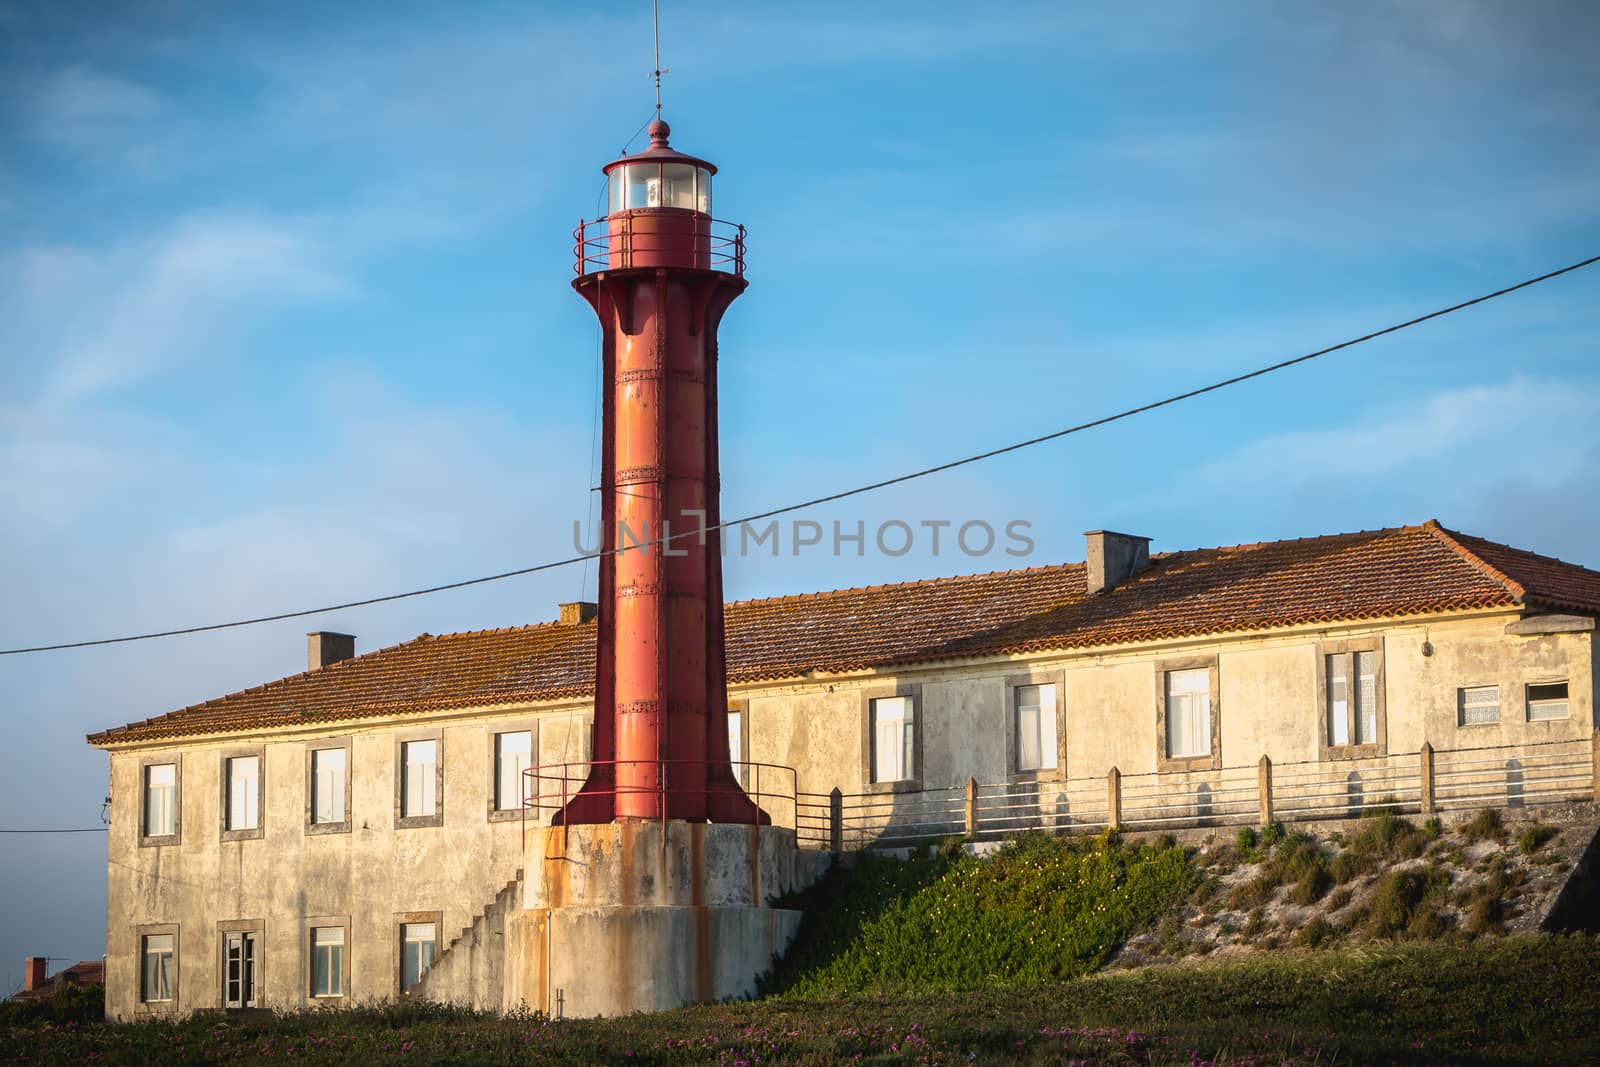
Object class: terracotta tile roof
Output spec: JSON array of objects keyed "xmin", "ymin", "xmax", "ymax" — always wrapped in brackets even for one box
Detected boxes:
[{"xmin": 87, "ymin": 521, "xmax": 1599, "ymax": 745}]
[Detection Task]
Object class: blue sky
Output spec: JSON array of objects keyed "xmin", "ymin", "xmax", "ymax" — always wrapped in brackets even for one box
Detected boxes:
[{"xmin": 1, "ymin": 1, "xmax": 1597, "ymax": 991}]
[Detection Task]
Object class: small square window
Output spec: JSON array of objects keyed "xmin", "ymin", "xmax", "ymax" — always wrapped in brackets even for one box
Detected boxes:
[
  {"xmin": 141, "ymin": 933, "xmax": 174, "ymax": 1003},
  {"xmin": 1458, "ymin": 686, "xmax": 1500, "ymax": 726},
  {"xmin": 870, "ymin": 696, "xmax": 915, "ymax": 784},
  {"xmin": 310, "ymin": 927, "xmax": 344, "ymax": 998},
  {"xmin": 1527, "ymin": 682, "xmax": 1569, "ymax": 722}
]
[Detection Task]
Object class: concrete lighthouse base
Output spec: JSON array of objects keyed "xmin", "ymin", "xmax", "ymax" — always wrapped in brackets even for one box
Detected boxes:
[{"xmin": 504, "ymin": 821, "xmax": 821, "ymax": 1017}]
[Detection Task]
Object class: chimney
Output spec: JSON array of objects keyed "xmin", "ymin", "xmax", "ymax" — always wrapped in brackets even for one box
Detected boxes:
[
  {"xmin": 307, "ymin": 632, "xmax": 356, "ymax": 671},
  {"xmin": 1085, "ymin": 530, "xmax": 1151, "ymax": 595},
  {"xmin": 558, "ymin": 601, "xmax": 599, "ymax": 626},
  {"xmin": 24, "ymin": 956, "xmax": 47, "ymax": 993}
]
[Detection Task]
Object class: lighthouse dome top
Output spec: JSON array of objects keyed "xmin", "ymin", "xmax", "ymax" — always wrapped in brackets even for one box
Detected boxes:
[{"xmin": 603, "ymin": 118, "xmax": 716, "ymax": 216}]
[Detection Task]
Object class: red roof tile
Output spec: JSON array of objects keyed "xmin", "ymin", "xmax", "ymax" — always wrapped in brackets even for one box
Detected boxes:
[{"xmin": 87, "ymin": 521, "xmax": 1599, "ymax": 745}]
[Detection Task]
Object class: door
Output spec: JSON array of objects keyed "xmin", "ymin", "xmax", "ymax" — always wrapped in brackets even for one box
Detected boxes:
[{"xmin": 224, "ymin": 931, "xmax": 257, "ymax": 1008}]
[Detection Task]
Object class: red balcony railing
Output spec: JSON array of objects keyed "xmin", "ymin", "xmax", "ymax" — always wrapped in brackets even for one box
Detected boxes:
[
  {"xmin": 573, "ymin": 214, "xmax": 746, "ymax": 277},
  {"xmin": 520, "ymin": 757, "xmax": 795, "ymax": 849}
]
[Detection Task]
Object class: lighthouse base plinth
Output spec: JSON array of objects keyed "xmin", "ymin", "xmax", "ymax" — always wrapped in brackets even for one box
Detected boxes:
[{"xmin": 506, "ymin": 821, "xmax": 821, "ymax": 1017}]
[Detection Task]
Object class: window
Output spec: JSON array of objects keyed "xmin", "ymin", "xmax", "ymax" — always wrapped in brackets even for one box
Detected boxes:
[
  {"xmin": 223, "ymin": 930, "xmax": 257, "ymax": 1009},
  {"xmin": 494, "ymin": 731, "xmax": 532, "ymax": 812},
  {"xmin": 1527, "ymin": 681, "xmax": 1570, "ymax": 721},
  {"xmin": 144, "ymin": 763, "xmax": 177, "ymax": 839},
  {"xmin": 1459, "ymin": 686, "xmax": 1500, "ymax": 726},
  {"xmin": 311, "ymin": 748, "xmax": 346, "ymax": 825},
  {"xmin": 401, "ymin": 739, "xmax": 438, "ymax": 818},
  {"xmin": 1164, "ymin": 669, "xmax": 1211, "ymax": 759},
  {"xmin": 870, "ymin": 696, "xmax": 916, "ymax": 783},
  {"xmin": 141, "ymin": 933, "xmax": 175, "ymax": 1003},
  {"xmin": 401, "ymin": 922, "xmax": 436, "ymax": 993},
  {"xmin": 225, "ymin": 756, "xmax": 260, "ymax": 832},
  {"xmin": 1320, "ymin": 641, "xmax": 1385, "ymax": 756},
  {"xmin": 728, "ymin": 707, "xmax": 744, "ymax": 782},
  {"xmin": 1015, "ymin": 683, "xmax": 1059, "ymax": 772},
  {"xmin": 310, "ymin": 927, "xmax": 344, "ymax": 998}
]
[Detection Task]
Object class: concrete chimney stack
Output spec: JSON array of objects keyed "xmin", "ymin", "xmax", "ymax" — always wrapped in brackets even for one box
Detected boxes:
[
  {"xmin": 558, "ymin": 601, "xmax": 599, "ymax": 626},
  {"xmin": 307, "ymin": 632, "xmax": 356, "ymax": 672},
  {"xmin": 24, "ymin": 956, "xmax": 47, "ymax": 992},
  {"xmin": 1085, "ymin": 530, "xmax": 1151, "ymax": 595}
]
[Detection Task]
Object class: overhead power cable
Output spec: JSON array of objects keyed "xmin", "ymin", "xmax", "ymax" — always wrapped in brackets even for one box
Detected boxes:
[
  {"xmin": 1, "ymin": 252, "xmax": 1595, "ymax": 658},
  {"xmin": 0, "ymin": 827, "xmax": 109, "ymax": 834}
]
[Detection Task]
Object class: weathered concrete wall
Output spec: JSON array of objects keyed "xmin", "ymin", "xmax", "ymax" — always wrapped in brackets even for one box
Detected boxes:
[
  {"xmin": 508, "ymin": 822, "xmax": 809, "ymax": 1017},
  {"xmin": 408, "ymin": 871, "xmax": 523, "ymax": 1009}
]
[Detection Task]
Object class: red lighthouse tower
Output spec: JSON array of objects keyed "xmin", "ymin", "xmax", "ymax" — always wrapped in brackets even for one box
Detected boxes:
[{"xmin": 560, "ymin": 118, "xmax": 766, "ymax": 826}]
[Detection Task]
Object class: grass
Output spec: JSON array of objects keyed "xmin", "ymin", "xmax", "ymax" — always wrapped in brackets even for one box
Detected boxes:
[
  {"xmin": 762, "ymin": 830, "xmax": 1198, "ymax": 995},
  {"xmin": 7, "ymin": 938, "xmax": 1600, "ymax": 1064}
]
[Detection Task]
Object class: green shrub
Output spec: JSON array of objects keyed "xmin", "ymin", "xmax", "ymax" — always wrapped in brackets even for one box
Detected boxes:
[
  {"xmin": 1294, "ymin": 915, "xmax": 1338, "ymax": 948},
  {"xmin": 1288, "ymin": 863, "xmax": 1333, "ymax": 905},
  {"xmin": 763, "ymin": 830, "xmax": 1197, "ymax": 995},
  {"xmin": 0, "ymin": 982, "xmax": 103, "ymax": 1026},
  {"xmin": 1229, "ymin": 871, "xmax": 1280, "ymax": 910},
  {"xmin": 1259, "ymin": 822, "xmax": 1285, "ymax": 850},
  {"xmin": 1236, "ymin": 826, "xmax": 1258, "ymax": 852},
  {"xmin": 1330, "ymin": 848, "xmax": 1374, "ymax": 884},
  {"xmin": 1517, "ymin": 824, "xmax": 1558, "ymax": 855},
  {"xmin": 1423, "ymin": 816, "xmax": 1443, "ymax": 837},
  {"xmin": 1326, "ymin": 885, "xmax": 1353, "ymax": 912},
  {"xmin": 1463, "ymin": 808, "xmax": 1505, "ymax": 844},
  {"xmin": 1365, "ymin": 866, "xmax": 1451, "ymax": 940}
]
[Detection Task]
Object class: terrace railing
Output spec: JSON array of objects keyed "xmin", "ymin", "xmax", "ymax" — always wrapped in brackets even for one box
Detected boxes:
[{"xmin": 793, "ymin": 733, "xmax": 1600, "ymax": 852}]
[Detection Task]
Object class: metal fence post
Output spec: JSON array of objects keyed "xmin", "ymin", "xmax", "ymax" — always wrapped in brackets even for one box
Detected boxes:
[
  {"xmin": 1107, "ymin": 767, "xmax": 1122, "ymax": 828},
  {"xmin": 1591, "ymin": 730, "xmax": 1600, "ymax": 804},
  {"xmin": 1258, "ymin": 755, "xmax": 1273, "ymax": 826},
  {"xmin": 829, "ymin": 787, "xmax": 843, "ymax": 853},
  {"xmin": 964, "ymin": 776, "xmax": 979, "ymax": 837},
  {"xmin": 1420, "ymin": 742, "xmax": 1436, "ymax": 816}
]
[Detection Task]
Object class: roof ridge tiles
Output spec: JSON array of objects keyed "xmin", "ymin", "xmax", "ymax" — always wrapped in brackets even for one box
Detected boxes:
[
  {"xmin": 1423, "ymin": 521, "xmax": 1528, "ymax": 603},
  {"xmin": 716, "ymin": 560, "xmax": 1083, "ymax": 609}
]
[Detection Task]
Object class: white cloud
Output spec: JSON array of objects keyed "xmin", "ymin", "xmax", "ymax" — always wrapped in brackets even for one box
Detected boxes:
[
  {"xmin": 1193, "ymin": 377, "xmax": 1597, "ymax": 488},
  {"xmin": 24, "ymin": 64, "xmax": 165, "ymax": 151}
]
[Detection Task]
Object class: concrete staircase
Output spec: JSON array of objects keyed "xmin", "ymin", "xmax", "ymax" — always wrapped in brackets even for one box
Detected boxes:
[{"xmin": 410, "ymin": 868, "xmax": 523, "ymax": 1011}]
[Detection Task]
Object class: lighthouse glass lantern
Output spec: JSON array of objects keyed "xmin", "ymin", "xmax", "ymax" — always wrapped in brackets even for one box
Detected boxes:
[{"xmin": 580, "ymin": 118, "xmax": 734, "ymax": 273}]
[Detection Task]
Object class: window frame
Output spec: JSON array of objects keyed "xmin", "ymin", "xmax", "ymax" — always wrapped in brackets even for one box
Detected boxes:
[
  {"xmin": 1006, "ymin": 670, "xmax": 1066, "ymax": 780},
  {"xmin": 219, "ymin": 745, "xmax": 265, "ymax": 842},
  {"xmin": 305, "ymin": 917, "xmax": 350, "ymax": 1002},
  {"xmin": 1525, "ymin": 680, "xmax": 1571, "ymax": 722},
  {"xmin": 304, "ymin": 738, "xmax": 353, "ymax": 836},
  {"xmin": 1315, "ymin": 637, "xmax": 1387, "ymax": 760},
  {"xmin": 395, "ymin": 730, "xmax": 445, "ymax": 829},
  {"xmin": 860, "ymin": 684, "xmax": 923, "ymax": 792},
  {"xmin": 487, "ymin": 724, "xmax": 538, "ymax": 822},
  {"xmin": 1457, "ymin": 685, "xmax": 1501, "ymax": 728},
  {"xmin": 1155, "ymin": 656, "xmax": 1221, "ymax": 772},
  {"xmin": 727, "ymin": 699, "xmax": 750, "ymax": 787},
  {"xmin": 138, "ymin": 755, "xmax": 182, "ymax": 847},
  {"xmin": 136, "ymin": 923, "xmax": 179, "ymax": 1011},
  {"xmin": 396, "ymin": 909, "xmax": 444, "ymax": 996},
  {"xmin": 217, "ymin": 918, "xmax": 264, "ymax": 1010}
]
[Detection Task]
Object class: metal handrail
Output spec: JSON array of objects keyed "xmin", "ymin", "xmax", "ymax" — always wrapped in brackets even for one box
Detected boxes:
[
  {"xmin": 573, "ymin": 214, "xmax": 747, "ymax": 276},
  {"xmin": 520, "ymin": 757, "xmax": 797, "ymax": 853}
]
